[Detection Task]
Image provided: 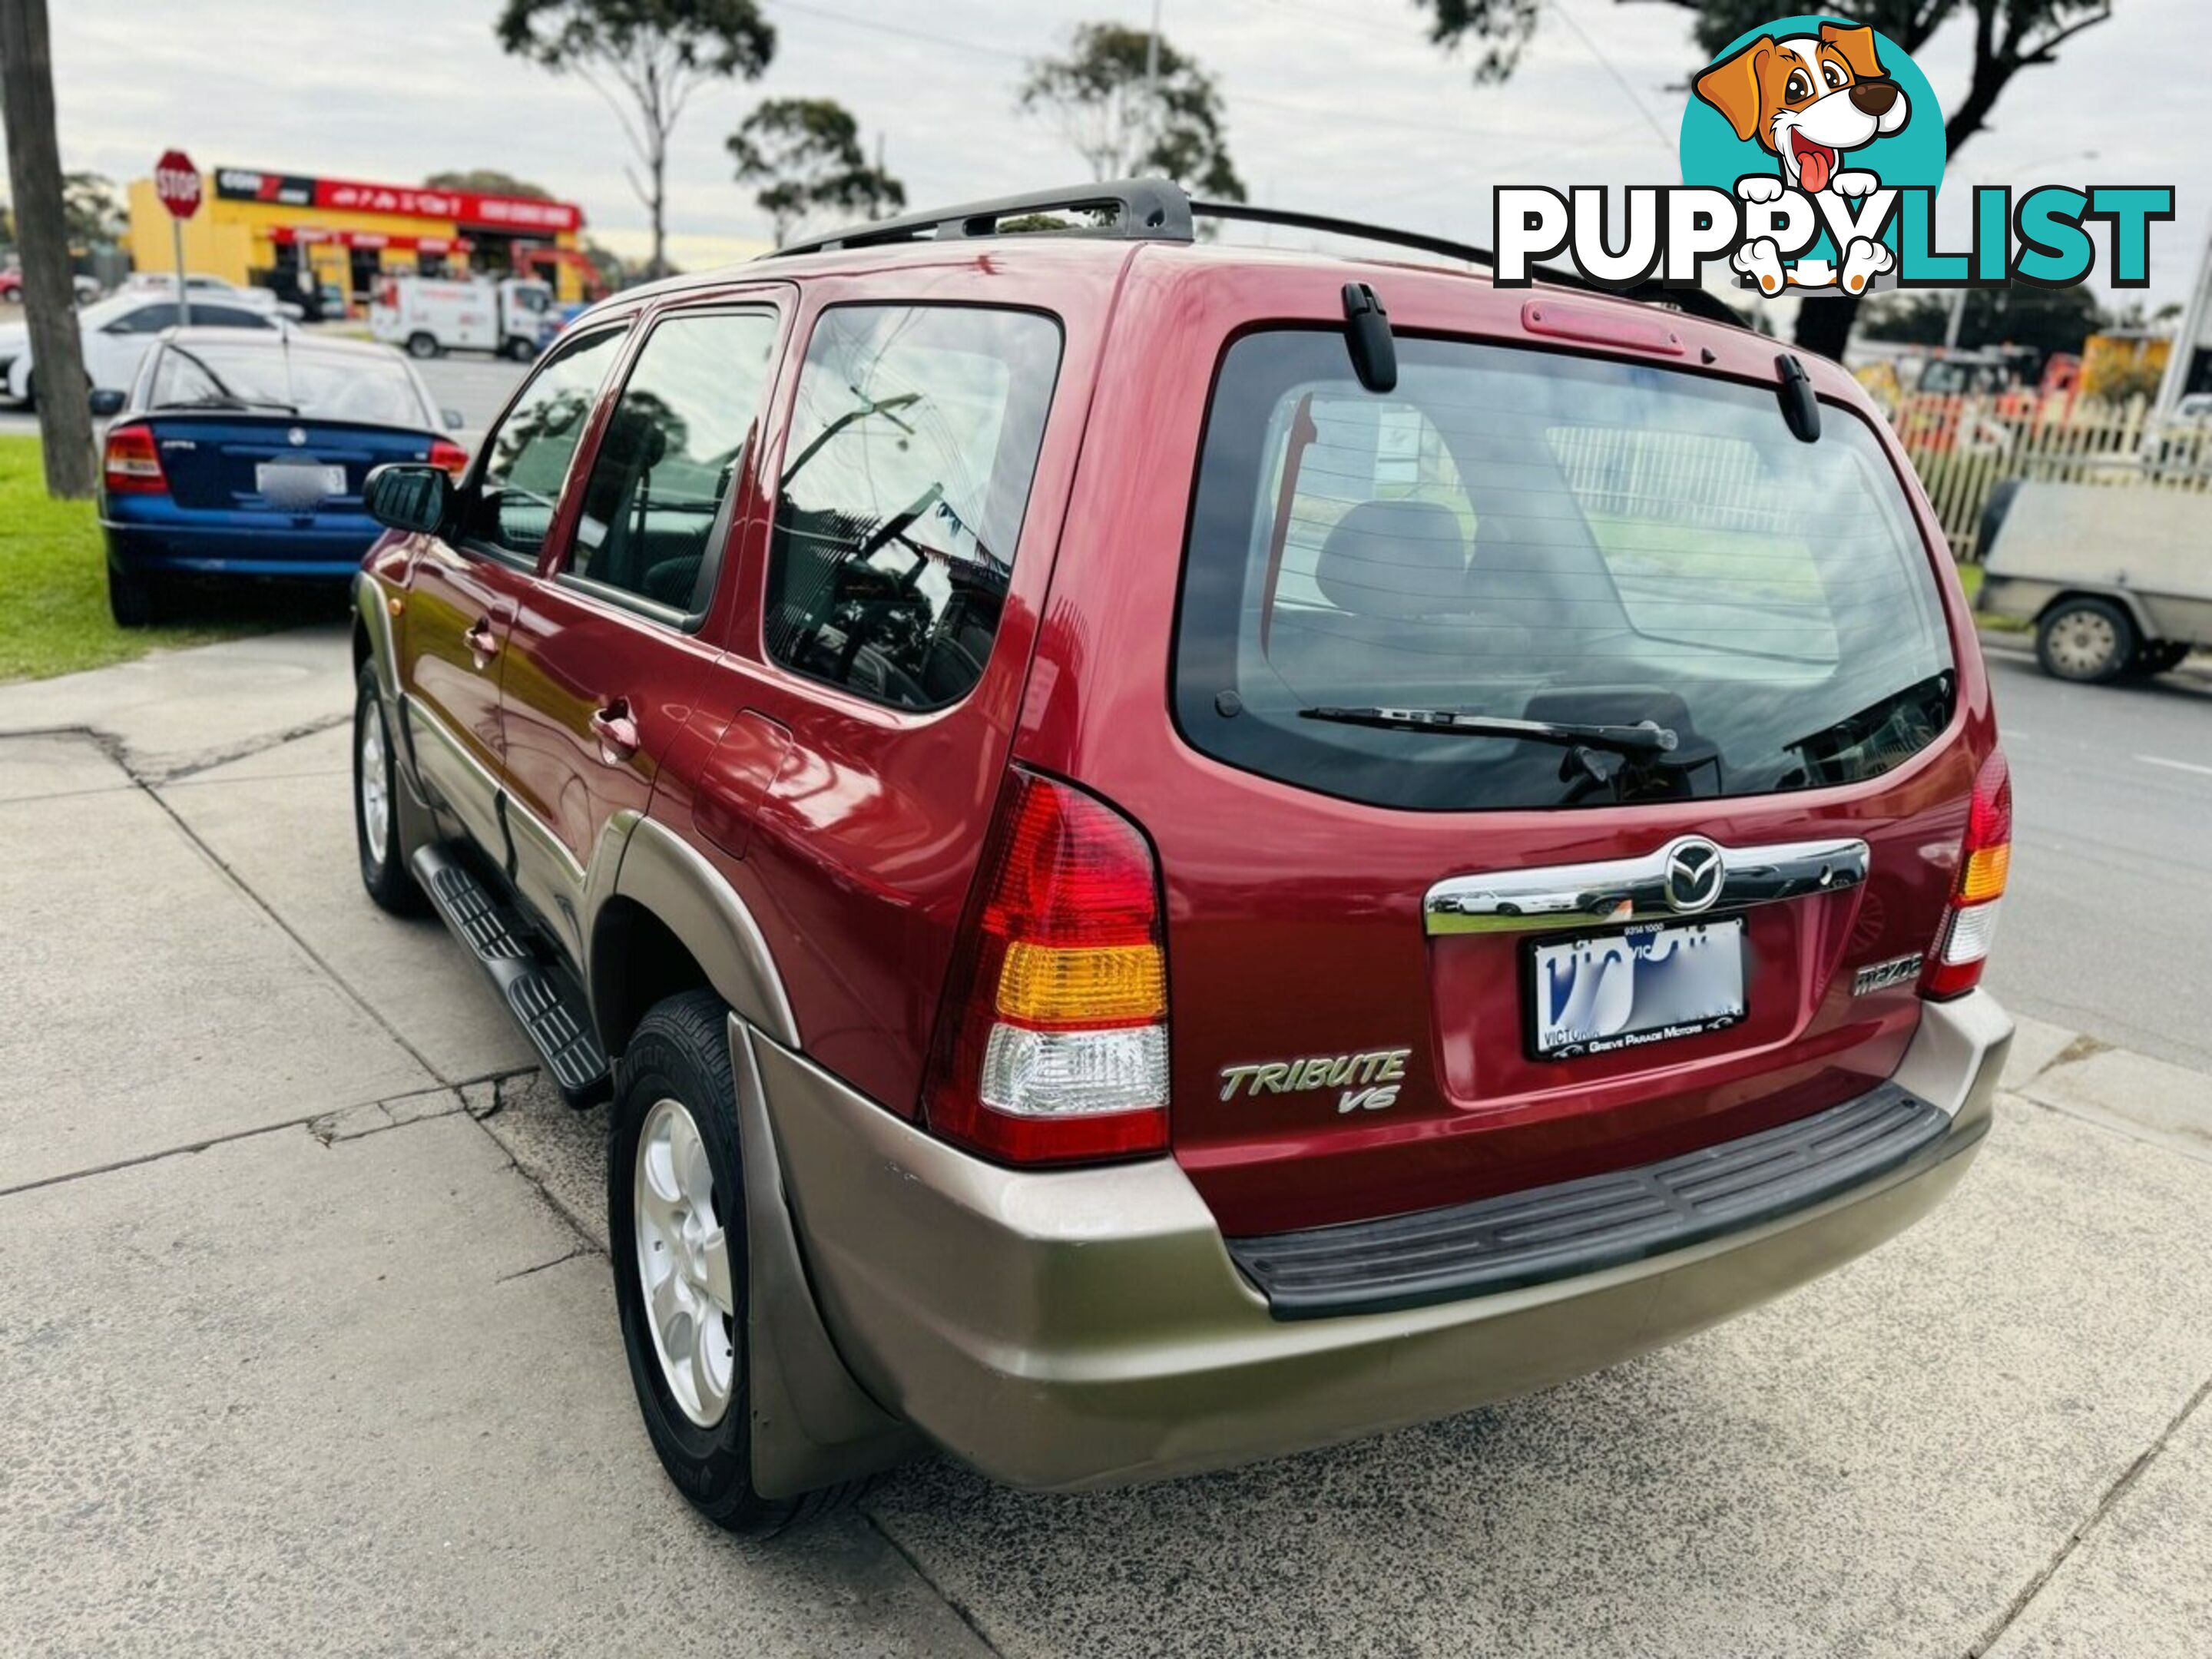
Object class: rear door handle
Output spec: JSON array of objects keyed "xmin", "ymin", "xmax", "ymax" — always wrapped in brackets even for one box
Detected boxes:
[
  {"xmin": 591, "ymin": 699, "xmax": 640, "ymax": 763},
  {"xmin": 462, "ymin": 618, "xmax": 499, "ymax": 667}
]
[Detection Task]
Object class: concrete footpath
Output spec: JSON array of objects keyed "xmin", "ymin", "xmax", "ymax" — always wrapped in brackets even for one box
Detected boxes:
[{"xmin": 5, "ymin": 628, "xmax": 2212, "ymax": 1657}]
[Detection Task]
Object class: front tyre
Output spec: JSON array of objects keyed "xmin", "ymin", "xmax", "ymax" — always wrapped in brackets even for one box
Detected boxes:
[
  {"xmin": 353, "ymin": 662, "xmax": 427, "ymax": 915},
  {"xmin": 608, "ymin": 990, "xmax": 866, "ymax": 1535}
]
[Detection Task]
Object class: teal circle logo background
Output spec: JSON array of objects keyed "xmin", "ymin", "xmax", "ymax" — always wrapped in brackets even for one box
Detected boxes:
[{"xmin": 1679, "ymin": 15, "xmax": 1946, "ymax": 263}]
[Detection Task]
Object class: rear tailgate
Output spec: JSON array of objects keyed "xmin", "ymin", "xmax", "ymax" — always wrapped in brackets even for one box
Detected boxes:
[{"xmin": 1020, "ymin": 261, "xmax": 1995, "ymax": 1240}]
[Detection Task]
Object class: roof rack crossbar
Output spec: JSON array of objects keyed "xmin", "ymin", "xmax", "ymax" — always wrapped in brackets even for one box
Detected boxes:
[
  {"xmin": 762, "ymin": 178, "xmax": 1741, "ymax": 327},
  {"xmin": 767, "ymin": 178, "xmax": 1194, "ymax": 258}
]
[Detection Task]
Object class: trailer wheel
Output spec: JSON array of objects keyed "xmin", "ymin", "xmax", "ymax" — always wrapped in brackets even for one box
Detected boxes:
[
  {"xmin": 405, "ymin": 332, "xmax": 440, "ymax": 359},
  {"xmin": 2036, "ymin": 597, "xmax": 2136, "ymax": 684}
]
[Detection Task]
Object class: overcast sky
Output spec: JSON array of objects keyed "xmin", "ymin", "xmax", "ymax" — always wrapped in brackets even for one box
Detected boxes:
[{"xmin": 37, "ymin": 0, "xmax": 2207, "ymax": 311}]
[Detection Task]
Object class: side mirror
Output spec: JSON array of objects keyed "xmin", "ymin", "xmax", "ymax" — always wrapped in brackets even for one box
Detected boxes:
[
  {"xmin": 88, "ymin": 388, "xmax": 126, "ymax": 418},
  {"xmin": 363, "ymin": 462, "xmax": 452, "ymax": 535},
  {"xmin": 442, "ymin": 407, "xmax": 465, "ymax": 431}
]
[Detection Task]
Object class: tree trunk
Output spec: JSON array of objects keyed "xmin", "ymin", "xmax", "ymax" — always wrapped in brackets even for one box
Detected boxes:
[
  {"xmin": 648, "ymin": 142, "xmax": 667, "ymax": 280},
  {"xmin": 1793, "ymin": 293, "xmax": 1864, "ymax": 363},
  {"xmin": 0, "ymin": 0, "xmax": 96, "ymax": 498}
]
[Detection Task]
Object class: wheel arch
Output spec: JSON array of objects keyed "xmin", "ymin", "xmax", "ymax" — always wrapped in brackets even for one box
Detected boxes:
[
  {"xmin": 588, "ymin": 814, "xmax": 800, "ymax": 1060},
  {"xmin": 2035, "ymin": 586, "xmax": 2156, "ymax": 638}
]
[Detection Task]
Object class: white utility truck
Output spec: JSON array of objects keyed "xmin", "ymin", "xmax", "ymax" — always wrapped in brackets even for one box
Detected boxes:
[{"xmin": 370, "ymin": 275, "xmax": 551, "ymax": 360}]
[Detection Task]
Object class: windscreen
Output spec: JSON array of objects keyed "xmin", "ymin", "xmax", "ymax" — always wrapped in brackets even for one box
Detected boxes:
[
  {"xmin": 1173, "ymin": 332, "xmax": 1955, "ymax": 810},
  {"xmin": 149, "ymin": 343, "xmax": 431, "ymax": 428}
]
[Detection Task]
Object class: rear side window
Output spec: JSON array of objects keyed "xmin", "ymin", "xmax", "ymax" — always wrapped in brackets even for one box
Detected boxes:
[
  {"xmin": 1174, "ymin": 333, "xmax": 1955, "ymax": 810},
  {"xmin": 765, "ymin": 304, "xmax": 1061, "ymax": 710},
  {"xmin": 568, "ymin": 310, "xmax": 778, "ymax": 615}
]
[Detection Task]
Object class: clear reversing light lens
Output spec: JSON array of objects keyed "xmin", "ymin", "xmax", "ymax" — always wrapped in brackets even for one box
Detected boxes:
[
  {"xmin": 979, "ymin": 1025, "xmax": 1170, "ymax": 1118},
  {"xmin": 1942, "ymin": 896, "xmax": 2003, "ymax": 965}
]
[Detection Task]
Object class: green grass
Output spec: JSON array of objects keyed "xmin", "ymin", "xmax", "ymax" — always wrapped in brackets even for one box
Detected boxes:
[{"xmin": 0, "ymin": 436, "xmax": 251, "ymax": 684}]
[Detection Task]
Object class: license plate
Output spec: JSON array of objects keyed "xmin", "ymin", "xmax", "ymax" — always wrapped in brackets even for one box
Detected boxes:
[
  {"xmin": 1530, "ymin": 919, "xmax": 1745, "ymax": 1059},
  {"xmin": 256, "ymin": 462, "xmax": 347, "ymax": 503}
]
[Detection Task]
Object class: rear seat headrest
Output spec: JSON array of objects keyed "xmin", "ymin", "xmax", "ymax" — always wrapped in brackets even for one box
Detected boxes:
[{"xmin": 1315, "ymin": 500, "xmax": 1469, "ymax": 620}]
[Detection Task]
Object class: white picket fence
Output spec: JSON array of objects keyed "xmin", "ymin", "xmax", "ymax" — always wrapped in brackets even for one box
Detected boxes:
[{"xmin": 1876, "ymin": 392, "xmax": 2210, "ymax": 563}]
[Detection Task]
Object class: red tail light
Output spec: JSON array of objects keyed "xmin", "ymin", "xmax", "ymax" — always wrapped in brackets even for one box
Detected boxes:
[
  {"xmin": 1923, "ymin": 747, "xmax": 2011, "ymax": 999},
  {"xmin": 923, "ymin": 770, "xmax": 1169, "ymax": 1165},
  {"xmin": 101, "ymin": 424, "xmax": 167, "ymax": 495},
  {"xmin": 428, "ymin": 437, "xmax": 469, "ymax": 478}
]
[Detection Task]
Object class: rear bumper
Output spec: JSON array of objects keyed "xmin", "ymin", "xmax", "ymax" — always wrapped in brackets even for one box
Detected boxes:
[
  {"xmin": 103, "ymin": 518, "xmax": 377, "ymax": 578},
  {"xmin": 762, "ymin": 991, "xmax": 2012, "ymax": 1492}
]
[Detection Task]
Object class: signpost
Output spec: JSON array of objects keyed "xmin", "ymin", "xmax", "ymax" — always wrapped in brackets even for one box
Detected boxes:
[{"xmin": 152, "ymin": 148, "xmax": 201, "ymax": 326}]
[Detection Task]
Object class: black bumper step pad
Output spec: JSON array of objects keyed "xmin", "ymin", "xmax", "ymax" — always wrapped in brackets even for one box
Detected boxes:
[
  {"xmin": 412, "ymin": 843, "xmax": 611, "ymax": 1108},
  {"xmin": 1226, "ymin": 1083, "xmax": 1949, "ymax": 1320}
]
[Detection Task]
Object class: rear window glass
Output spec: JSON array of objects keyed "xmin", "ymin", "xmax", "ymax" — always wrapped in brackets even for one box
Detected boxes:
[
  {"xmin": 765, "ymin": 304, "xmax": 1061, "ymax": 711},
  {"xmin": 1174, "ymin": 332, "xmax": 1955, "ymax": 810},
  {"xmin": 150, "ymin": 343, "xmax": 428, "ymax": 427}
]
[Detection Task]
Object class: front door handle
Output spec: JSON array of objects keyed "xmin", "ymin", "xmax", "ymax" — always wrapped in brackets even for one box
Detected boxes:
[
  {"xmin": 462, "ymin": 617, "xmax": 499, "ymax": 668},
  {"xmin": 591, "ymin": 699, "xmax": 640, "ymax": 763}
]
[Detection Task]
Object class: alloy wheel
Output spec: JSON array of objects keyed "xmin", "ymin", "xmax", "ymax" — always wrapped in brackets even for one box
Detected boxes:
[{"xmin": 633, "ymin": 1098, "xmax": 737, "ymax": 1427}]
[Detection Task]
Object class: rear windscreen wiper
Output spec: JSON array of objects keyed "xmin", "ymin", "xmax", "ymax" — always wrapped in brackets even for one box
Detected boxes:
[{"xmin": 1298, "ymin": 705, "xmax": 1679, "ymax": 757}]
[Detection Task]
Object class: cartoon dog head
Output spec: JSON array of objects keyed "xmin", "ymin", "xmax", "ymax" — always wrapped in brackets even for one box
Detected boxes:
[{"xmin": 1694, "ymin": 23, "xmax": 1909, "ymax": 194}]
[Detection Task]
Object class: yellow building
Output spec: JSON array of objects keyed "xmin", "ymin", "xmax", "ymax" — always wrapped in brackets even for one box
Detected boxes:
[{"xmin": 126, "ymin": 164, "xmax": 594, "ymax": 313}]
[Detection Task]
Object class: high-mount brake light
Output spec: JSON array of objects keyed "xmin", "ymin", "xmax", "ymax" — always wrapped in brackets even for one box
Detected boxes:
[
  {"xmin": 923, "ymin": 770, "xmax": 1170, "ymax": 1164},
  {"xmin": 1923, "ymin": 747, "xmax": 2011, "ymax": 1000},
  {"xmin": 101, "ymin": 424, "xmax": 167, "ymax": 495}
]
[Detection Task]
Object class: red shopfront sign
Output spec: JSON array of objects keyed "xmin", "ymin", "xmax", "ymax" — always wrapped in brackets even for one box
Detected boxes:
[
  {"xmin": 272, "ymin": 226, "xmax": 475, "ymax": 255},
  {"xmin": 216, "ymin": 167, "xmax": 581, "ymax": 233}
]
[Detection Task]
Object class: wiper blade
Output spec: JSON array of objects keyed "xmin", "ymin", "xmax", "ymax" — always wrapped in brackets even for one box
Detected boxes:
[
  {"xmin": 157, "ymin": 395, "xmax": 300, "ymax": 414},
  {"xmin": 1299, "ymin": 706, "xmax": 1679, "ymax": 756}
]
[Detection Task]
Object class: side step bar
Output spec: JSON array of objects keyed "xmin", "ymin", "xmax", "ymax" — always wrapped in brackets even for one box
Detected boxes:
[{"xmin": 411, "ymin": 843, "xmax": 611, "ymax": 1108}]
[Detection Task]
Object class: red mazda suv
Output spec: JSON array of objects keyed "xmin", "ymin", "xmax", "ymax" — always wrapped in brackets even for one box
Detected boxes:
[{"xmin": 349, "ymin": 180, "xmax": 2013, "ymax": 1532}]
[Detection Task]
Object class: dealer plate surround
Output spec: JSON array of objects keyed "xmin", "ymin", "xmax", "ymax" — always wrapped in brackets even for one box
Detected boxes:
[{"xmin": 1530, "ymin": 917, "xmax": 1746, "ymax": 1058}]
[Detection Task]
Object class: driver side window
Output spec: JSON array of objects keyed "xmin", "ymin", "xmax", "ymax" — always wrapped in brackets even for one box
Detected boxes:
[{"xmin": 463, "ymin": 326, "xmax": 628, "ymax": 561}]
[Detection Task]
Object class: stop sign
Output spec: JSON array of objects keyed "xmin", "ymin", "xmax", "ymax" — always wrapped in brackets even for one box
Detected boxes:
[{"xmin": 153, "ymin": 150, "xmax": 201, "ymax": 220}]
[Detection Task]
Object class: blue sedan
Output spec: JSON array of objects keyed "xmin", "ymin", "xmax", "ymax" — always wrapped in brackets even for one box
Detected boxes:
[{"xmin": 97, "ymin": 329, "xmax": 468, "ymax": 626}]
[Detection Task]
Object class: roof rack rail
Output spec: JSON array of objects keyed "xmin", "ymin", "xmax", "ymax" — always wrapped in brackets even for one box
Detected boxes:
[
  {"xmin": 763, "ymin": 178, "xmax": 1742, "ymax": 327},
  {"xmin": 766, "ymin": 178, "xmax": 1191, "ymax": 257},
  {"xmin": 1187, "ymin": 197, "xmax": 1742, "ymax": 326}
]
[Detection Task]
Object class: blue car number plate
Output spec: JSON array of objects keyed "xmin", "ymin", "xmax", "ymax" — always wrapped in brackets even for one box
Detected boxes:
[{"xmin": 1531, "ymin": 919, "xmax": 1745, "ymax": 1059}]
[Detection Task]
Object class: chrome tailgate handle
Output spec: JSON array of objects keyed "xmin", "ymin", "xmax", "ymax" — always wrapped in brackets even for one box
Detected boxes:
[{"xmin": 1424, "ymin": 835, "xmax": 1870, "ymax": 935}]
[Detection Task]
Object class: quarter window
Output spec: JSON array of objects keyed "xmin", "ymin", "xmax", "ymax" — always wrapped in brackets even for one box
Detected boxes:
[
  {"xmin": 765, "ymin": 304, "xmax": 1061, "ymax": 710},
  {"xmin": 568, "ymin": 310, "xmax": 779, "ymax": 615},
  {"xmin": 464, "ymin": 326, "xmax": 628, "ymax": 561}
]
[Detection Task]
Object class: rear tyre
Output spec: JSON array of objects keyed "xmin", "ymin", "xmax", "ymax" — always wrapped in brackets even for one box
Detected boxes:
[
  {"xmin": 405, "ymin": 331, "xmax": 439, "ymax": 359},
  {"xmin": 108, "ymin": 563, "xmax": 164, "ymax": 628},
  {"xmin": 608, "ymin": 989, "xmax": 870, "ymax": 1535},
  {"xmin": 353, "ymin": 662, "xmax": 428, "ymax": 916},
  {"xmin": 2127, "ymin": 641, "xmax": 2191, "ymax": 677},
  {"xmin": 2036, "ymin": 598, "xmax": 2135, "ymax": 684}
]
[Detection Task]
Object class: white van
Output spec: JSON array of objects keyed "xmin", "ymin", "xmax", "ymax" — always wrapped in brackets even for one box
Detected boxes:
[{"xmin": 369, "ymin": 276, "xmax": 550, "ymax": 360}]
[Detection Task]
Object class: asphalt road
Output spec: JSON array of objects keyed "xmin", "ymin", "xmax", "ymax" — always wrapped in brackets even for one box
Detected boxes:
[{"xmin": 1981, "ymin": 644, "xmax": 2212, "ymax": 1071}]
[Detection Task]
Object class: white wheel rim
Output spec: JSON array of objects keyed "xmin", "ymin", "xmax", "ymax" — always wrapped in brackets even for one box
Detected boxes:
[
  {"xmin": 634, "ymin": 1098, "xmax": 737, "ymax": 1428},
  {"xmin": 2051, "ymin": 611, "xmax": 2117, "ymax": 676},
  {"xmin": 359, "ymin": 709, "xmax": 390, "ymax": 867}
]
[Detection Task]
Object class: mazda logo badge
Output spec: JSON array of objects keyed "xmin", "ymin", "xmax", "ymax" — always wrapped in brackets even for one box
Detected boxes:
[{"xmin": 1662, "ymin": 836, "xmax": 1724, "ymax": 914}]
